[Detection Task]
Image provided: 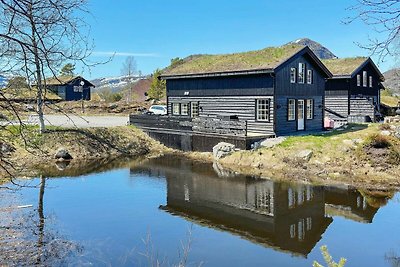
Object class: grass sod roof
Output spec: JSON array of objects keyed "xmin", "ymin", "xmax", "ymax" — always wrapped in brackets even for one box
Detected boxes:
[
  {"xmin": 322, "ymin": 57, "xmax": 368, "ymax": 76},
  {"xmin": 1, "ymin": 87, "xmax": 61, "ymax": 100},
  {"xmin": 44, "ymin": 75, "xmax": 95, "ymax": 87},
  {"xmin": 163, "ymin": 44, "xmax": 306, "ymax": 76}
]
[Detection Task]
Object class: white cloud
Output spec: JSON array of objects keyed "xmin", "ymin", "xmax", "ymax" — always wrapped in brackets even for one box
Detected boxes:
[{"xmin": 91, "ymin": 51, "xmax": 159, "ymax": 57}]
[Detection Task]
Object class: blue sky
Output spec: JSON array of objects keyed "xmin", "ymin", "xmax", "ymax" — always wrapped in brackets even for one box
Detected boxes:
[{"xmin": 80, "ymin": 0, "xmax": 395, "ymax": 79}]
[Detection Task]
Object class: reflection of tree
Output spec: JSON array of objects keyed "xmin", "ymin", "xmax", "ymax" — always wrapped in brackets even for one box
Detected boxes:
[
  {"xmin": 386, "ymin": 251, "xmax": 400, "ymax": 267},
  {"xmin": 0, "ymin": 177, "xmax": 83, "ymax": 266}
]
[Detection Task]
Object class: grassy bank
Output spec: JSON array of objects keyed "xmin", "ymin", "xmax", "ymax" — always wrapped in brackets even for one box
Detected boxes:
[
  {"xmin": 0, "ymin": 125, "xmax": 169, "ymax": 178},
  {"xmin": 218, "ymin": 123, "xmax": 400, "ymax": 189}
]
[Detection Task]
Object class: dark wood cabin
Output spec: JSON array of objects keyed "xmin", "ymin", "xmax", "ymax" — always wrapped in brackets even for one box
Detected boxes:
[
  {"xmin": 161, "ymin": 44, "xmax": 332, "ymax": 138},
  {"xmin": 323, "ymin": 58, "xmax": 385, "ymax": 123},
  {"xmin": 130, "ymin": 156, "xmax": 332, "ymax": 257},
  {"xmin": 46, "ymin": 76, "xmax": 94, "ymax": 101}
]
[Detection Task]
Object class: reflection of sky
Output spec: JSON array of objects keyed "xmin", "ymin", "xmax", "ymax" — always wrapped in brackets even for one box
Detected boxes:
[{"xmin": 3, "ymin": 165, "xmax": 400, "ymax": 267}]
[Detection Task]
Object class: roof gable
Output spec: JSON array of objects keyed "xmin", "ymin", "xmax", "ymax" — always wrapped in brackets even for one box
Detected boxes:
[{"xmin": 322, "ymin": 57, "xmax": 384, "ymax": 81}]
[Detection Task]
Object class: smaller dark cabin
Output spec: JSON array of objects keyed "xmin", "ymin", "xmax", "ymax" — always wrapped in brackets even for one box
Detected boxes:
[
  {"xmin": 46, "ymin": 76, "xmax": 94, "ymax": 101},
  {"xmin": 323, "ymin": 58, "xmax": 385, "ymax": 123}
]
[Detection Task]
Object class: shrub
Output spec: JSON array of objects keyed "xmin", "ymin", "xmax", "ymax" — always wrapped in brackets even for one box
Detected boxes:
[
  {"xmin": 366, "ymin": 134, "xmax": 392, "ymax": 149},
  {"xmin": 313, "ymin": 245, "xmax": 346, "ymax": 267},
  {"xmin": 379, "ymin": 123, "xmax": 392, "ymax": 131}
]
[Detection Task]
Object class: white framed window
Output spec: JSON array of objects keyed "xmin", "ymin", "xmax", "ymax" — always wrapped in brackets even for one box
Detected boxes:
[
  {"xmin": 172, "ymin": 103, "xmax": 180, "ymax": 115},
  {"xmin": 363, "ymin": 71, "xmax": 367, "ymax": 87},
  {"xmin": 191, "ymin": 102, "xmax": 199, "ymax": 117},
  {"xmin": 357, "ymin": 75, "xmax": 361, "ymax": 86},
  {"xmin": 306, "ymin": 99, "xmax": 313, "ymax": 119},
  {"xmin": 290, "ymin": 68, "xmax": 296, "ymax": 83},
  {"xmin": 307, "ymin": 70, "xmax": 313, "ymax": 84},
  {"xmin": 181, "ymin": 103, "xmax": 189, "ymax": 115},
  {"xmin": 369, "ymin": 76, "xmax": 373, "ymax": 88},
  {"xmin": 256, "ymin": 99, "xmax": 270, "ymax": 121},
  {"xmin": 288, "ymin": 99, "xmax": 295, "ymax": 121},
  {"xmin": 73, "ymin": 86, "xmax": 83, "ymax": 92},
  {"xmin": 298, "ymin": 63, "xmax": 305, "ymax": 83}
]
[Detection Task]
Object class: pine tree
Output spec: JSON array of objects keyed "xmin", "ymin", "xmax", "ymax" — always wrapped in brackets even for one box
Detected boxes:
[
  {"xmin": 147, "ymin": 69, "xmax": 166, "ymax": 101},
  {"xmin": 60, "ymin": 63, "xmax": 75, "ymax": 76}
]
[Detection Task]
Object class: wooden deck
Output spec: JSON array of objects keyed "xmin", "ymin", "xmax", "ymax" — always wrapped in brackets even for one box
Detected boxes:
[{"xmin": 129, "ymin": 114, "xmax": 271, "ymax": 151}]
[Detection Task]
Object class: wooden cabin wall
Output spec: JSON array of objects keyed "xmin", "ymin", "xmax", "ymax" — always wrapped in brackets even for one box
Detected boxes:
[
  {"xmin": 168, "ymin": 96, "xmax": 275, "ymax": 136},
  {"xmin": 65, "ymin": 79, "xmax": 91, "ymax": 101},
  {"xmin": 274, "ymin": 53, "xmax": 326, "ymax": 134},
  {"xmin": 325, "ymin": 79, "xmax": 350, "ymax": 119},
  {"xmin": 167, "ymin": 74, "xmax": 275, "ymax": 136}
]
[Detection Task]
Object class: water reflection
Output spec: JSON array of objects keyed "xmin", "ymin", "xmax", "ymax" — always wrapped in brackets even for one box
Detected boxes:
[{"xmin": 130, "ymin": 156, "xmax": 387, "ymax": 257}]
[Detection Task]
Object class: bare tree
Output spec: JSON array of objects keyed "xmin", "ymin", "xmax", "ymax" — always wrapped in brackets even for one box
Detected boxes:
[
  {"xmin": 347, "ymin": 0, "xmax": 400, "ymax": 62},
  {"xmin": 0, "ymin": 0, "xmax": 93, "ymax": 133},
  {"xmin": 121, "ymin": 56, "xmax": 137, "ymax": 78}
]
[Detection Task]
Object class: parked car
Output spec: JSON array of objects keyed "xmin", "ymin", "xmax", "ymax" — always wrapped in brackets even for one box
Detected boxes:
[{"xmin": 148, "ymin": 105, "xmax": 167, "ymax": 115}]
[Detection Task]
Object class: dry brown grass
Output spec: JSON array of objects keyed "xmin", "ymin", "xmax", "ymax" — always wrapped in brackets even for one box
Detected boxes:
[{"xmin": 322, "ymin": 57, "xmax": 367, "ymax": 75}]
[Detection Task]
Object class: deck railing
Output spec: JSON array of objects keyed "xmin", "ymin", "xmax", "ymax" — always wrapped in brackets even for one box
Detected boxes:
[{"xmin": 129, "ymin": 114, "xmax": 248, "ymax": 137}]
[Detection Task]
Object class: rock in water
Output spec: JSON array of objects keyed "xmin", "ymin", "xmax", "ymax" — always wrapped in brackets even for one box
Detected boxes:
[
  {"xmin": 54, "ymin": 148, "xmax": 73, "ymax": 161},
  {"xmin": 213, "ymin": 142, "xmax": 236, "ymax": 160}
]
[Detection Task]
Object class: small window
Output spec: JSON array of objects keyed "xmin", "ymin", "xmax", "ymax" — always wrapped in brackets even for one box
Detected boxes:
[
  {"xmin": 306, "ymin": 99, "xmax": 313, "ymax": 119},
  {"xmin": 290, "ymin": 68, "xmax": 297, "ymax": 83},
  {"xmin": 181, "ymin": 103, "xmax": 189, "ymax": 115},
  {"xmin": 307, "ymin": 70, "xmax": 313, "ymax": 84},
  {"xmin": 191, "ymin": 102, "xmax": 199, "ymax": 117},
  {"xmin": 288, "ymin": 99, "xmax": 295, "ymax": 121},
  {"xmin": 172, "ymin": 103, "xmax": 180, "ymax": 115},
  {"xmin": 256, "ymin": 99, "xmax": 270, "ymax": 121},
  {"xmin": 357, "ymin": 75, "xmax": 361, "ymax": 86},
  {"xmin": 73, "ymin": 86, "xmax": 83, "ymax": 92},
  {"xmin": 369, "ymin": 76, "xmax": 373, "ymax": 88},
  {"xmin": 363, "ymin": 71, "xmax": 367, "ymax": 87},
  {"xmin": 298, "ymin": 63, "xmax": 305, "ymax": 84}
]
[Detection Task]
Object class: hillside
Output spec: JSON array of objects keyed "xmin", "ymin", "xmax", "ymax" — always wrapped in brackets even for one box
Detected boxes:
[
  {"xmin": 383, "ymin": 68, "xmax": 400, "ymax": 96},
  {"xmin": 91, "ymin": 75, "xmax": 146, "ymax": 93}
]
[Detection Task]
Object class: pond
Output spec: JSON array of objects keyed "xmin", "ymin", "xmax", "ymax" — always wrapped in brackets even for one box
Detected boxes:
[{"xmin": 0, "ymin": 155, "xmax": 399, "ymax": 266}]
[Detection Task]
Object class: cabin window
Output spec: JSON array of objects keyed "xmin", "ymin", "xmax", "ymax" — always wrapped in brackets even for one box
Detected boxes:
[
  {"xmin": 256, "ymin": 99, "xmax": 270, "ymax": 121},
  {"xmin": 369, "ymin": 76, "xmax": 373, "ymax": 88},
  {"xmin": 191, "ymin": 102, "xmax": 199, "ymax": 117},
  {"xmin": 73, "ymin": 86, "xmax": 83, "ymax": 92},
  {"xmin": 290, "ymin": 68, "xmax": 297, "ymax": 83},
  {"xmin": 288, "ymin": 99, "xmax": 295, "ymax": 121},
  {"xmin": 298, "ymin": 63, "xmax": 305, "ymax": 83},
  {"xmin": 307, "ymin": 70, "xmax": 313, "ymax": 84},
  {"xmin": 306, "ymin": 99, "xmax": 313, "ymax": 119},
  {"xmin": 172, "ymin": 103, "xmax": 180, "ymax": 115},
  {"xmin": 357, "ymin": 75, "xmax": 361, "ymax": 86},
  {"xmin": 181, "ymin": 103, "xmax": 189, "ymax": 116},
  {"xmin": 363, "ymin": 71, "xmax": 367, "ymax": 87}
]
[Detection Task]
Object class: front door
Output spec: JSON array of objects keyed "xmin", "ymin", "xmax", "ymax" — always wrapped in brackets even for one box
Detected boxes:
[{"xmin": 297, "ymin": 99, "xmax": 305, "ymax": 131}]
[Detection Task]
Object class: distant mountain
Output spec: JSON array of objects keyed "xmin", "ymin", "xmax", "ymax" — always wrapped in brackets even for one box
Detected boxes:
[
  {"xmin": 0, "ymin": 75, "xmax": 8, "ymax": 88},
  {"xmin": 383, "ymin": 68, "xmax": 400, "ymax": 95},
  {"xmin": 288, "ymin": 38, "xmax": 337, "ymax": 60},
  {"xmin": 91, "ymin": 75, "xmax": 148, "ymax": 93}
]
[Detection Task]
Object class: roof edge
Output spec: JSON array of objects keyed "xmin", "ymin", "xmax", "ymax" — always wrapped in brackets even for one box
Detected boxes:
[{"xmin": 160, "ymin": 68, "xmax": 274, "ymax": 80}]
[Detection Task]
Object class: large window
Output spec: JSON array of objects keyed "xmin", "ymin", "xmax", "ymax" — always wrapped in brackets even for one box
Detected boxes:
[
  {"xmin": 288, "ymin": 99, "xmax": 295, "ymax": 121},
  {"xmin": 298, "ymin": 63, "xmax": 305, "ymax": 83},
  {"xmin": 357, "ymin": 75, "xmax": 361, "ymax": 86},
  {"xmin": 307, "ymin": 70, "xmax": 313, "ymax": 84},
  {"xmin": 172, "ymin": 103, "xmax": 180, "ymax": 115},
  {"xmin": 256, "ymin": 99, "xmax": 270, "ymax": 121},
  {"xmin": 181, "ymin": 103, "xmax": 189, "ymax": 115},
  {"xmin": 306, "ymin": 99, "xmax": 313, "ymax": 119},
  {"xmin": 290, "ymin": 68, "xmax": 297, "ymax": 83},
  {"xmin": 363, "ymin": 71, "xmax": 367, "ymax": 87},
  {"xmin": 369, "ymin": 76, "xmax": 373, "ymax": 88},
  {"xmin": 191, "ymin": 102, "xmax": 199, "ymax": 117}
]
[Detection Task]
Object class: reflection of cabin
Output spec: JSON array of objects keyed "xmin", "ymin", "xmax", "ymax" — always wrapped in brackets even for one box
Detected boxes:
[
  {"xmin": 45, "ymin": 76, "xmax": 94, "ymax": 101},
  {"xmin": 130, "ymin": 157, "xmax": 332, "ymax": 257},
  {"xmin": 324, "ymin": 185, "xmax": 379, "ymax": 223},
  {"xmin": 323, "ymin": 58, "xmax": 385, "ymax": 124}
]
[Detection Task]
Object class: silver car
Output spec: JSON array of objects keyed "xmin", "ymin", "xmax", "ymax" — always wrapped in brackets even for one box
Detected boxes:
[{"xmin": 148, "ymin": 105, "xmax": 167, "ymax": 115}]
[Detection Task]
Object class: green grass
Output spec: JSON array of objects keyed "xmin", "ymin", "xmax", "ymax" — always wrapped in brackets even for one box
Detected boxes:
[
  {"xmin": 163, "ymin": 44, "xmax": 304, "ymax": 75},
  {"xmin": 322, "ymin": 57, "xmax": 367, "ymax": 75}
]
